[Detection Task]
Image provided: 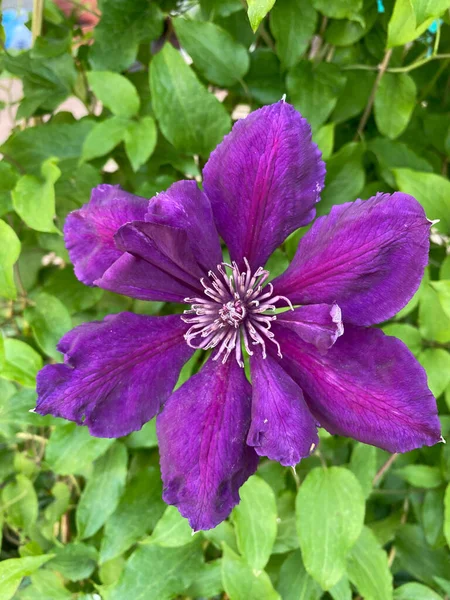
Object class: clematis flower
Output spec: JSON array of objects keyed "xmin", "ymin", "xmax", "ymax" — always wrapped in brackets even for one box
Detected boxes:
[{"xmin": 36, "ymin": 101, "xmax": 441, "ymax": 531}]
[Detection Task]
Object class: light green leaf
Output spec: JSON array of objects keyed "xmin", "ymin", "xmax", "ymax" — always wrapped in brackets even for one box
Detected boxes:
[
  {"xmin": 296, "ymin": 466, "xmax": 365, "ymax": 590},
  {"xmin": 124, "ymin": 116, "xmax": 157, "ymax": 172},
  {"xmin": 108, "ymin": 538, "xmax": 204, "ymax": 600},
  {"xmin": 25, "ymin": 292, "xmax": 71, "ymax": 360},
  {"xmin": 287, "ymin": 61, "xmax": 346, "ymax": 131},
  {"xmin": 273, "ymin": 491, "xmax": 298, "ymax": 554},
  {"xmin": 247, "ymin": 0, "xmax": 276, "ymax": 32},
  {"xmin": 329, "ymin": 577, "xmax": 353, "ymax": 600},
  {"xmin": 312, "ymin": 0, "xmax": 363, "ymax": 21},
  {"xmin": 270, "ymin": 0, "xmax": 318, "ymax": 69},
  {"xmin": 150, "ymin": 44, "xmax": 231, "ymax": 157},
  {"xmin": 419, "ymin": 282, "xmax": 450, "ymax": 344},
  {"xmin": 0, "ymin": 555, "xmax": 52, "ymax": 600},
  {"xmin": 173, "ymin": 19, "xmax": 249, "ymax": 87},
  {"xmin": 313, "ymin": 123, "xmax": 335, "ymax": 160},
  {"xmin": 87, "ymin": 71, "xmax": 140, "ymax": 118},
  {"xmin": 185, "ymin": 559, "xmax": 223, "ymax": 599},
  {"xmin": 369, "ymin": 137, "xmax": 432, "ymax": 189},
  {"xmin": 430, "ymin": 281, "xmax": 450, "ymax": 321},
  {"xmin": 444, "ymin": 483, "xmax": 450, "ymax": 550},
  {"xmin": 374, "ymin": 74, "xmax": 416, "ymax": 139},
  {"xmin": 232, "ymin": 475, "xmax": 277, "ymax": 570},
  {"xmin": 0, "ymin": 219, "xmax": 21, "ymax": 300},
  {"xmin": 76, "ymin": 442, "xmax": 128, "ymax": 539},
  {"xmin": 0, "ymin": 338, "xmax": 42, "ymax": 388},
  {"xmin": 1, "ymin": 474, "xmax": 38, "ymax": 534},
  {"xmin": 45, "ymin": 423, "xmax": 114, "ymax": 475},
  {"xmin": 277, "ymin": 550, "xmax": 322, "ymax": 600},
  {"xmin": 394, "ymin": 582, "xmax": 444, "ymax": 600},
  {"xmin": 18, "ymin": 568, "xmax": 73, "ymax": 600},
  {"xmin": 221, "ymin": 544, "xmax": 281, "ymax": 600},
  {"xmin": 382, "ymin": 324, "xmax": 422, "ymax": 357},
  {"xmin": 81, "ymin": 116, "xmax": 129, "ymax": 163},
  {"xmin": 149, "ymin": 506, "xmax": 193, "ymax": 547},
  {"xmin": 12, "ymin": 158, "xmax": 61, "ymax": 233},
  {"xmin": 387, "ymin": 0, "xmax": 434, "ymax": 48},
  {"xmin": 347, "ymin": 527, "xmax": 393, "ymax": 600},
  {"xmin": 418, "ymin": 348, "xmax": 450, "ymax": 398},
  {"xmin": 412, "ymin": 0, "xmax": 450, "ymax": 26},
  {"xmin": 47, "ymin": 543, "xmax": 98, "ymax": 582},
  {"xmin": 396, "ymin": 465, "xmax": 444, "ymax": 489},
  {"xmin": 319, "ymin": 142, "xmax": 365, "ymax": 214},
  {"xmin": 350, "ymin": 443, "xmax": 377, "ymax": 498},
  {"xmin": 394, "ymin": 169, "xmax": 450, "ymax": 233}
]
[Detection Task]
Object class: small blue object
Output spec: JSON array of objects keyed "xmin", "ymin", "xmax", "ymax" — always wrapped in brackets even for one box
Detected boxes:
[
  {"xmin": 2, "ymin": 9, "xmax": 32, "ymax": 50},
  {"xmin": 377, "ymin": 0, "xmax": 385, "ymax": 14},
  {"xmin": 428, "ymin": 19, "xmax": 442, "ymax": 35}
]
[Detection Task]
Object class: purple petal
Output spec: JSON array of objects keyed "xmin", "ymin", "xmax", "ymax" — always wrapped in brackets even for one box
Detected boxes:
[
  {"xmin": 146, "ymin": 180, "xmax": 223, "ymax": 272},
  {"xmin": 274, "ymin": 323, "xmax": 441, "ymax": 453},
  {"xmin": 277, "ymin": 303, "xmax": 343, "ymax": 352},
  {"xmin": 203, "ymin": 100, "xmax": 325, "ymax": 271},
  {"xmin": 247, "ymin": 353, "xmax": 318, "ymax": 466},
  {"xmin": 64, "ymin": 184, "xmax": 149, "ymax": 286},
  {"xmin": 36, "ymin": 313, "xmax": 193, "ymax": 438},
  {"xmin": 157, "ymin": 356, "xmax": 259, "ymax": 531},
  {"xmin": 273, "ymin": 193, "xmax": 430, "ymax": 326}
]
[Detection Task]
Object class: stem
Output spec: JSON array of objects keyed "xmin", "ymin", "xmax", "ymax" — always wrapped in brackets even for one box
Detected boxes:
[
  {"xmin": 373, "ymin": 453, "xmax": 398, "ymax": 486},
  {"xmin": 354, "ymin": 48, "xmax": 392, "ymax": 141},
  {"xmin": 32, "ymin": 0, "xmax": 45, "ymax": 43},
  {"xmin": 388, "ymin": 53, "xmax": 450, "ymax": 73}
]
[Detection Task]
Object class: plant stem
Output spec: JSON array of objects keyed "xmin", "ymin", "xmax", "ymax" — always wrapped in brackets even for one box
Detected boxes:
[
  {"xmin": 373, "ymin": 452, "xmax": 398, "ymax": 486},
  {"xmin": 32, "ymin": 0, "xmax": 45, "ymax": 42}
]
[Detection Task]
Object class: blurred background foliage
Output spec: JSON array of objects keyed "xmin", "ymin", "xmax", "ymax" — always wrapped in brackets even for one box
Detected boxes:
[{"xmin": 0, "ymin": 0, "xmax": 450, "ymax": 598}]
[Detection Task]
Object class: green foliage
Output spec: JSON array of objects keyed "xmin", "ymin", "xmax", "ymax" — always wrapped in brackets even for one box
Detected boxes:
[{"xmin": 1, "ymin": 0, "xmax": 450, "ymax": 597}]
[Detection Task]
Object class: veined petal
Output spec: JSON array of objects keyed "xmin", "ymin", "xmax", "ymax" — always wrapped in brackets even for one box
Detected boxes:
[
  {"xmin": 64, "ymin": 184, "xmax": 149, "ymax": 286},
  {"xmin": 273, "ymin": 193, "xmax": 430, "ymax": 326},
  {"xmin": 274, "ymin": 324, "xmax": 441, "ymax": 453},
  {"xmin": 146, "ymin": 180, "xmax": 223, "ymax": 272},
  {"xmin": 248, "ymin": 353, "xmax": 318, "ymax": 466},
  {"xmin": 277, "ymin": 303, "xmax": 343, "ymax": 352},
  {"xmin": 36, "ymin": 313, "xmax": 193, "ymax": 438},
  {"xmin": 157, "ymin": 356, "xmax": 258, "ymax": 531},
  {"xmin": 203, "ymin": 100, "xmax": 325, "ymax": 270}
]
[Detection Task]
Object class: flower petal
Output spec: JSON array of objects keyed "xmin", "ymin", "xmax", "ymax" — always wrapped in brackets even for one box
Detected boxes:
[
  {"xmin": 274, "ymin": 323, "xmax": 441, "ymax": 453},
  {"xmin": 273, "ymin": 193, "xmax": 430, "ymax": 326},
  {"xmin": 64, "ymin": 184, "xmax": 149, "ymax": 286},
  {"xmin": 276, "ymin": 303, "xmax": 343, "ymax": 352},
  {"xmin": 247, "ymin": 353, "xmax": 318, "ymax": 466},
  {"xmin": 36, "ymin": 313, "xmax": 193, "ymax": 438},
  {"xmin": 203, "ymin": 100, "xmax": 325, "ymax": 270},
  {"xmin": 157, "ymin": 356, "xmax": 259, "ymax": 531},
  {"xmin": 146, "ymin": 180, "xmax": 223, "ymax": 272}
]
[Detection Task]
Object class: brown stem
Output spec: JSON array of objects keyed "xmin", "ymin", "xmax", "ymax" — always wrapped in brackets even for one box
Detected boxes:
[
  {"xmin": 373, "ymin": 452, "xmax": 398, "ymax": 486},
  {"xmin": 354, "ymin": 48, "xmax": 393, "ymax": 141}
]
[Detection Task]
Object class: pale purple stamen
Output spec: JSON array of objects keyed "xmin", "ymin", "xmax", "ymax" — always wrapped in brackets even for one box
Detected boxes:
[{"xmin": 182, "ymin": 258, "xmax": 293, "ymax": 367}]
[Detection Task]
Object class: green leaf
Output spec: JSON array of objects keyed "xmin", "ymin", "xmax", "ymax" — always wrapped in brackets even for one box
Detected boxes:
[
  {"xmin": 368, "ymin": 138, "xmax": 432, "ymax": 188},
  {"xmin": 394, "ymin": 582, "xmax": 443, "ymax": 600},
  {"xmin": 313, "ymin": 123, "xmax": 335, "ymax": 161},
  {"xmin": 232, "ymin": 475, "xmax": 277, "ymax": 570},
  {"xmin": 0, "ymin": 338, "xmax": 43, "ymax": 388},
  {"xmin": 394, "ymin": 169, "xmax": 450, "ymax": 233},
  {"xmin": 287, "ymin": 61, "xmax": 346, "ymax": 131},
  {"xmin": 247, "ymin": 0, "xmax": 276, "ymax": 32},
  {"xmin": 100, "ymin": 466, "xmax": 164, "ymax": 563},
  {"xmin": 296, "ymin": 466, "xmax": 365, "ymax": 590},
  {"xmin": 444, "ymin": 483, "xmax": 450, "ymax": 549},
  {"xmin": 45, "ymin": 423, "xmax": 114, "ymax": 475},
  {"xmin": 76, "ymin": 442, "xmax": 128, "ymax": 539},
  {"xmin": 418, "ymin": 348, "xmax": 450, "ymax": 398},
  {"xmin": 331, "ymin": 70, "xmax": 375, "ymax": 124},
  {"xmin": 329, "ymin": 577, "xmax": 353, "ymax": 600},
  {"xmin": 277, "ymin": 550, "xmax": 322, "ymax": 600},
  {"xmin": 1, "ymin": 474, "xmax": 38, "ymax": 534},
  {"xmin": 0, "ymin": 555, "xmax": 52, "ymax": 600},
  {"xmin": 346, "ymin": 527, "xmax": 393, "ymax": 600},
  {"xmin": 312, "ymin": 0, "xmax": 363, "ymax": 21},
  {"xmin": 387, "ymin": 0, "xmax": 434, "ymax": 48},
  {"xmin": 173, "ymin": 19, "xmax": 249, "ymax": 87},
  {"xmin": 25, "ymin": 292, "xmax": 71, "ymax": 360},
  {"xmin": 18, "ymin": 569, "xmax": 73, "ymax": 600},
  {"xmin": 245, "ymin": 48, "xmax": 285, "ymax": 105},
  {"xmin": 273, "ymin": 491, "xmax": 298, "ymax": 554},
  {"xmin": 419, "ymin": 281, "xmax": 450, "ymax": 344},
  {"xmin": 396, "ymin": 465, "xmax": 444, "ymax": 489},
  {"xmin": 185, "ymin": 559, "xmax": 223, "ymax": 598},
  {"xmin": 270, "ymin": 0, "xmax": 318, "ymax": 70},
  {"xmin": 124, "ymin": 116, "xmax": 157, "ymax": 172},
  {"xmin": 382, "ymin": 324, "xmax": 422, "ymax": 357},
  {"xmin": 221, "ymin": 544, "xmax": 281, "ymax": 600},
  {"xmin": 108, "ymin": 538, "xmax": 204, "ymax": 600},
  {"xmin": 0, "ymin": 219, "xmax": 21, "ymax": 300},
  {"xmin": 350, "ymin": 443, "xmax": 377, "ymax": 498},
  {"xmin": 90, "ymin": 0, "xmax": 164, "ymax": 72},
  {"xmin": 125, "ymin": 418, "xmax": 158, "ymax": 449},
  {"xmin": 149, "ymin": 506, "xmax": 193, "ymax": 547},
  {"xmin": 12, "ymin": 158, "xmax": 61, "ymax": 233},
  {"xmin": 422, "ymin": 488, "xmax": 445, "ymax": 547},
  {"xmin": 81, "ymin": 116, "xmax": 129, "ymax": 163},
  {"xmin": 430, "ymin": 281, "xmax": 450, "ymax": 321},
  {"xmin": 150, "ymin": 44, "xmax": 231, "ymax": 157},
  {"xmin": 43, "ymin": 268, "xmax": 103, "ymax": 315},
  {"xmin": 87, "ymin": 71, "xmax": 140, "ymax": 118},
  {"xmin": 374, "ymin": 74, "xmax": 416, "ymax": 139},
  {"xmin": 47, "ymin": 543, "xmax": 98, "ymax": 582},
  {"xmin": 318, "ymin": 142, "xmax": 365, "ymax": 214},
  {"xmin": 412, "ymin": 0, "xmax": 450, "ymax": 26}
]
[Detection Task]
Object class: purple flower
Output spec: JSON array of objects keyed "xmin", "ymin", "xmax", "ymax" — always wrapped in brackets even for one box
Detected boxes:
[{"xmin": 36, "ymin": 101, "xmax": 441, "ymax": 531}]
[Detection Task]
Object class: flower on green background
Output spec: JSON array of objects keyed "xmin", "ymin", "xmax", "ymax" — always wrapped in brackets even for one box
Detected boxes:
[{"xmin": 36, "ymin": 101, "xmax": 441, "ymax": 530}]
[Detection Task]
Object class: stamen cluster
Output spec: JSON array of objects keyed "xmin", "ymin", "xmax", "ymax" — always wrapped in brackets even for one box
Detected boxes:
[{"xmin": 182, "ymin": 258, "xmax": 292, "ymax": 367}]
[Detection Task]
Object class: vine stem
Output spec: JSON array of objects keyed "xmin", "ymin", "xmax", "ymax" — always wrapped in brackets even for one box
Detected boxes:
[
  {"xmin": 373, "ymin": 452, "xmax": 398, "ymax": 486},
  {"xmin": 354, "ymin": 48, "xmax": 392, "ymax": 141},
  {"xmin": 32, "ymin": 0, "xmax": 45, "ymax": 42}
]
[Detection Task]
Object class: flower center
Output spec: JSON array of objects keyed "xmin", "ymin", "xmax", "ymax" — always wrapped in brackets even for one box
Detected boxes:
[{"xmin": 182, "ymin": 258, "xmax": 293, "ymax": 367}]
